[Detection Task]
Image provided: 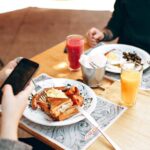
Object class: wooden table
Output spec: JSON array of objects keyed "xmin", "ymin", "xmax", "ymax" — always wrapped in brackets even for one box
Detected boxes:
[{"xmin": 20, "ymin": 41, "xmax": 150, "ymax": 150}]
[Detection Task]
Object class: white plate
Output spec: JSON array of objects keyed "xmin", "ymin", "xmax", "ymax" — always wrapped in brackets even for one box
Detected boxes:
[
  {"xmin": 87, "ymin": 44, "xmax": 150, "ymax": 73},
  {"xmin": 24, "ymin": 78, "xmax": 97, "ymax": 126}
]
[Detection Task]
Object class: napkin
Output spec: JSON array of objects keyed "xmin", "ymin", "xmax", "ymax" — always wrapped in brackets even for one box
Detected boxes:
[{"xmin": 79, "ymin": 53, "xmax": 107, "ymax": 68}]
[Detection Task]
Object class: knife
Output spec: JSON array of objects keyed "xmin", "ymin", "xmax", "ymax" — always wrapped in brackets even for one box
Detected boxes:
[{"xmin": 77, "ymin": 106, "xmax": 121, "ymax": 150}]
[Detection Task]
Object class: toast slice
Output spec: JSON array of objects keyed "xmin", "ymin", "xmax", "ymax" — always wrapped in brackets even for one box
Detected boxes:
[
  {"xmin": 47, "ymin": 97, "xmax": 73, "ymax": 120},
  {"xmin": 51, "ymin": 106, "xmax": 78, "ymax": 121}
]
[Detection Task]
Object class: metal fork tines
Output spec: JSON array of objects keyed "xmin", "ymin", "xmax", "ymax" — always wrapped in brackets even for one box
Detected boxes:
[
  {"xmin": 39, "ymin": 91, "xmax": 47, "ymax": 102},
  {"xmin": 32, "ymin": 79, "xmax": 43, "ymax": 95}
]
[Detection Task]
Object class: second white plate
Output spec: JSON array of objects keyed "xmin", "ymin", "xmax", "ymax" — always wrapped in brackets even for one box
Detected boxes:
[{"xmin": 87, "ymin": 44, "xmax": 150, "ymax": 73}]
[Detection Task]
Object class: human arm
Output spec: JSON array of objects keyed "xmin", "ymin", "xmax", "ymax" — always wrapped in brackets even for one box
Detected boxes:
[
  {"xmin": 0, "ymin": 139, "xmax": 32, "ymax": 150},
  {"xmin": 86, "ymin": 0, "xmax": 124, "ymax": 47},
  {"xmin": 86, "ymin": 27, "xmax": 113, "ymax": 47},
  {"xmin": 0, "ymin": 84, "xmax": 33, "ymax": 140},
  {"xmin": 0, "ymin": 84, "xmax": 33, "ymax": 150},
  {"xmin": 106, "ymin": 0, "xmax": 124, "ymax": 39}
]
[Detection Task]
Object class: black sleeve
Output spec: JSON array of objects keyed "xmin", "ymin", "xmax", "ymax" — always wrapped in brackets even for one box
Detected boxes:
[
  {"xmin": 106, "ymin": 0, "xmax": 124, "ymax": 39},
  {"xmin": 0, "ymin": 139, "xmax": 32, "ymax": 150}
]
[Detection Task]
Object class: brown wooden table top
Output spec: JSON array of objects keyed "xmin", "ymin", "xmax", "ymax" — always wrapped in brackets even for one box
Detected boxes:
[{"xmin": 20, "ymin": 40, "xmax": 150, "ymax": 150}]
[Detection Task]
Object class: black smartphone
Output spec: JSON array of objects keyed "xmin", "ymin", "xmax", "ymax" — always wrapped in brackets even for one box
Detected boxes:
[{"xmin": 0, "ymin": 58, "xmax": 39, "ymax": 102}]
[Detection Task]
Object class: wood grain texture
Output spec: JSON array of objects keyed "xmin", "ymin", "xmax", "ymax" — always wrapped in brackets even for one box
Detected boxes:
[{"xmin": 0, "ymin": 7, "xmax": 111, "ymax": 64}]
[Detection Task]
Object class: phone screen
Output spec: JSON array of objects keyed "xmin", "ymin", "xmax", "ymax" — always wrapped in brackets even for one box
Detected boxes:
[{"xmin": 0, "ymin": 58, "xmax": 39, "ymax": 96}]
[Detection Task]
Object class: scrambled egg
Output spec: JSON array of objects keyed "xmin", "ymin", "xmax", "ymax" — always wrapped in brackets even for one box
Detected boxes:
[
  {"xmin": 45, "ymin": 88, "xmax": 67, "ymax": 98},
  {"xmin": 106, "ymin": 52, "xmax": 118, "ymax": 61}
]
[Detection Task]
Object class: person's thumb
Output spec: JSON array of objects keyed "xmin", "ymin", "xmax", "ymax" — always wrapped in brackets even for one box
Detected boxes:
[
  {"xmin": 24, "ymin": 81, "xmax": 34, "ymax": 96},
  {"xmin": 16, "ymin": 81, "xmax": 34, "ymax": 99},
  {"xmin": 2, "ymin": 84, "xmax": 14, "ymax": 98}
]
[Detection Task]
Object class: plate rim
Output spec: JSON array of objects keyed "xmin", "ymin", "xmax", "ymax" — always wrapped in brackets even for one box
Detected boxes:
[
  {"xmin": 87, "ymin": 43, "xmax": 150, "ymax": 74},
  {"xmin": 24, "ymin": 78, "xmax": 97, "ymax": 126}
]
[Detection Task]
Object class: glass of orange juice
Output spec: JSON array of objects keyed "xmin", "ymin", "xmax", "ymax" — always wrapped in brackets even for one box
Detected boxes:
[{"xmin": 121, "ymin": 63, "xmax": 143, "ymax": 107}]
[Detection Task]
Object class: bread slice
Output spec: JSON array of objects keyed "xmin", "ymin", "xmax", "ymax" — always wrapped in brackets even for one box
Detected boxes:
[
  {"xmin": 47, "ymin": 97, "xmax": 73, "ymax": 120},
  {"xmin": 51, "ymin": 106, "xmax": 79, "ymax": 121}
]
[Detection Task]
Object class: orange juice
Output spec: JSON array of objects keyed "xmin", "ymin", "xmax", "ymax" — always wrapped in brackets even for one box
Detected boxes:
[{"xmin": 121, "ymin": 70, "xmax": 141, "ymax": 107}]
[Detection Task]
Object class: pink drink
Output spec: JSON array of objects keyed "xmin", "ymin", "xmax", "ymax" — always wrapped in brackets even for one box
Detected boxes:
[{"xmin": 66, "ymin": 35, "xmax": 84, "ymax": 71}]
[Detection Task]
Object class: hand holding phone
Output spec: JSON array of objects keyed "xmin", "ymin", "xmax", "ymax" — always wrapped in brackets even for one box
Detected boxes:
[{"xmin": 0, "ymin": 58, "xmax": 39, "ymax": 102}]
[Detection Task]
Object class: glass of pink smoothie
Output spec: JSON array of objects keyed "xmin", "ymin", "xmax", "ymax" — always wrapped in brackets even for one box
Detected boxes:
[{"xmin": 66, "ymin": 35, "xmax": 84, "ymax": 71}]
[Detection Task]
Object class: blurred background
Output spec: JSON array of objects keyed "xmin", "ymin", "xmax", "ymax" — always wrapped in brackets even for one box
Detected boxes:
[
  {"xmin": 0, "ymin": 0, "xmax": 115, "ymax": 137},
  {"xmin": 0, "ymin": 0, "xmax": 115, "ymax": 64}
]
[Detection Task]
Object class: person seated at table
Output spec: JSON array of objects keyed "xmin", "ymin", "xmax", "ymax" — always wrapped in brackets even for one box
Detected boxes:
[
  {"xmin": 86, "ymin": 0, "xmax": 150, "ymax": 54},
  {"xmin": 0, "ymin": 59, "xmax": 53, "ymax": 150}
]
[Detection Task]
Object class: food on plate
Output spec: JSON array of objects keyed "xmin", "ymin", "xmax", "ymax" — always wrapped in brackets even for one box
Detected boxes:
[
  {"xmin": 105, "ymin": 50, "xmax": 123, "ymax": 71},
  {"xmin": 104, "ymin": 49, "xmax": 143, "ymax": 72},
  {"xmin": 105, "ymin": 51, "xmax": 118, "ymax": 62},
  {"xmin": 47, "ymin": 97, "xmax": 76, "ymax": 121},
  {"xmin": 123, "ymin": 52, "xmax": 142, "ymax": 65},
  {"xmin": 104, "ymin": 48, "xmax": 117, "ymax": 56},
  {"xmin": 31, "ymin": 86, "xmax": 84, "ymax": 121},
  {"xmin": 45, "ymin": 88, "xmax": 67, "ymax": 98},
  {"xmin": 105, "ymin": 49, "xmax": 123, "ymax": 66}
]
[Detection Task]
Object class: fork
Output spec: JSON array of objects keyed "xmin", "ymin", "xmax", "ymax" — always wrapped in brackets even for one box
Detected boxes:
[
  {"xmin": 39, "ymin": 91, "xmax": 47, "ymax": 101},
  {"xmin": 32, "ymin": 80, "xmax": 47, "ymax": 102},
  {"xmin": 32, "ymin": 79, "xmax": 43, "ymax": 95}
]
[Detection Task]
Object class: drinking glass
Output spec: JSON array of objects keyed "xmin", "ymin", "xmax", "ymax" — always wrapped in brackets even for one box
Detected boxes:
[
  {"xmin": 66, "ymin": 34, "xmax": 84, "ymax": 71},
  {"xmin": 120, "ymin": 63, "xmax": 143, "ymax": 107}
]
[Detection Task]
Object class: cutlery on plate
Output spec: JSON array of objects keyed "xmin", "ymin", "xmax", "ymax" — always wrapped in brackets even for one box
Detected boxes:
[
  {"xmin": 104, "ymin": 48, "xmax": 122, "ymax": 56},
  {"xmin": 76, "ymin": 106, "xmax": 121, "ymax": 150},
  {"xmin": 104, "ymin": 48, "xmax": 117, "ymax": 56},
  {"xmin": 31, "ymin": 80, "xmax": 47, "ymax": 102},
  {"xmin": 31, "ymin": 79, "xmax": 43, "ymax": 94}
]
